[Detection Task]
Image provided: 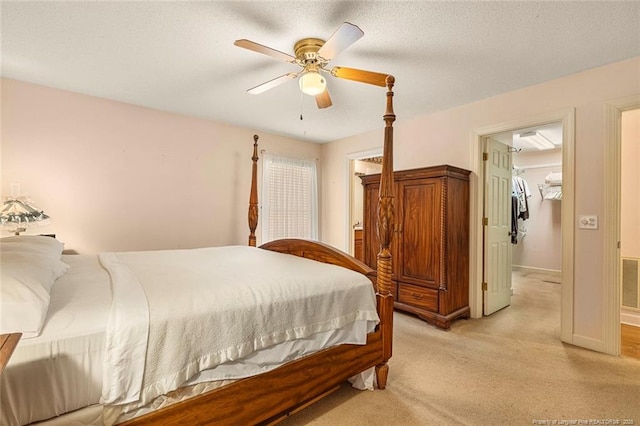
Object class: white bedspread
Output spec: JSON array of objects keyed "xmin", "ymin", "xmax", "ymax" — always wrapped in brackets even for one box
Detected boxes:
[{"xmin": 98, "ymin": 245, "xmax": 379, "ymax": 411}]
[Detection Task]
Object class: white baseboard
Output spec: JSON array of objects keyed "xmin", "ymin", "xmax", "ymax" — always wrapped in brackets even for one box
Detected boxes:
[
  {"xmin": 512, "ymin": 265, "xmax": 562, "ymax": 279},
  {"xmin": 571, "ymin": 334, "xmax": 605, "ymax": 353},
  {"xmin": 621, "ymin": 308, "xmax": 640, "ymax": 327}
]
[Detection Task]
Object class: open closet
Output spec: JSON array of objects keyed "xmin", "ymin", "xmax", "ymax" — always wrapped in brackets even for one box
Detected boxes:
[
  {"xmin": 484, "ymin": 122, "xmax": 563, "ymax": 317},
  {"xmin": 511, "ymin": 146, "xmax": 563, "ymax": 278}
]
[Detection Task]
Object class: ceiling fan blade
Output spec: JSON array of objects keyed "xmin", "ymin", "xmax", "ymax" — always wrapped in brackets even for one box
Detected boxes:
[
  {"xmin": 317, "ymin": 22, "xmax": 364, "ymax": 61},
  {"xmin": 247, "ymin": 73, "xmax": 298, "ymax": 94},
  {"xmin": 234, "ymin": 39, "xmax": 296, "ymax": 63},
  {"xmin": 315, "ymin": 90, "xmax": 332, "ymax": 109},
  {"xmin": 331, "ymin": 66, "xmax": 388, "ymax": 87}
]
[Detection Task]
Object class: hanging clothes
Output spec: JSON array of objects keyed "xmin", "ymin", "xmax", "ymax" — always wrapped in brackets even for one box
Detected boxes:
[
  {"xmin": 511, "ymin": 195, "xmax": 519, "ymax": 244},
  {"xmin": 511, "ymin": 175, "xmax": 531, "ymax": 244},
  {"xmin": 512, "ymin": 176, "xmax": 531, "ymax": 220}
]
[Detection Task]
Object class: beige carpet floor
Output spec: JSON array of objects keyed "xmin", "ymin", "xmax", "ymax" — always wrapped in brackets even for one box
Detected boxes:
[{"xmin": 281, "ymin": 271, "xmax": 640, "ymax": 425}]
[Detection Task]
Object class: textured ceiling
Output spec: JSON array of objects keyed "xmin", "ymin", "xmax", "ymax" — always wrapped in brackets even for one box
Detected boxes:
[{"xmin": 2, "ymin": 1, "xmax": 639, "ymax": 143}]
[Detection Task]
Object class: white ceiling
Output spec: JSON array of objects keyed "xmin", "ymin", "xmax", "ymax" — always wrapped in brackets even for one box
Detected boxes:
[{"xmin": 2, "ymin": 1, "xmax": 639, "ymax": 144}]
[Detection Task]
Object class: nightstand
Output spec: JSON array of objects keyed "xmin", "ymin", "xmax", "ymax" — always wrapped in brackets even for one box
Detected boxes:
[{"xmin": 0, "ymin": 333, "xmax": 21, "ymax": 375}]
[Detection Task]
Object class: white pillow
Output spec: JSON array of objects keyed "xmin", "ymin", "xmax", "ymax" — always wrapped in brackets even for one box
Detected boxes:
[
  {"xmin": 0, "ymin": 252, "xmax": 69, "ymax": 338},
  {"xmin": 0, "ymin": 235, "xmax": 65, "ymax": 260}
]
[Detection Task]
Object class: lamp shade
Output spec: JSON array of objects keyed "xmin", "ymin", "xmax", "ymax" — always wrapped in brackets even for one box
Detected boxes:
[
  {"xmin": 0, "ymin": 196, "xmax": 50, "ymax": 235},
  {"xmin": 298, "ymin": 71, "xmax": 326, "ymax": 96}
]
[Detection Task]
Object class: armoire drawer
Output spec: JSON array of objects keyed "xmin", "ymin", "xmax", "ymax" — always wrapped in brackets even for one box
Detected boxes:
[{"xmin": 397, "ymin": 283, "xmax": 438, "ymax": 312}]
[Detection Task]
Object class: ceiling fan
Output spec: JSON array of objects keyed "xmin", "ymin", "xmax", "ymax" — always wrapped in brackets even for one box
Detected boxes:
[{"xmin": 234, "ymin": 22, "xmax": 389, "ymax": 109}]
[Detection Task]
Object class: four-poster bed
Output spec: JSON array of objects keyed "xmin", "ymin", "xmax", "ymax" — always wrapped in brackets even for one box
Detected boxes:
[
  {"xmin": 0, "ymin": 76, "xmax": 396, "ymax": 425},
  {"xmin": 120, "ymin": 75, "xmax": 396, "ymax": 426}
]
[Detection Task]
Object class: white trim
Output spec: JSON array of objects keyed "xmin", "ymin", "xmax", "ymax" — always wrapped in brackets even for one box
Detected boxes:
[
  {"xmin": 469, "ymin": 138, "xmax": 482, "ymax": 318},
  {"xmin": 344, "ymin": 148, "xmax": 383, "ymax": 254},
  {"xmin": 572, "ymin": 334, "xmax": 605, "ymax": 353},
  {"xmin": 560, "ymin": 110, "xmax": 576, "ymax": 345},
  {"xmin": 347, "ymin": 148, "xmax": 384, "ymax": 161},
  {"xmin": 604, "ymin": 95, "xmax": 640, "ymax": 356},
  {"xmin": 470, "ymin": 109, "xmax": 575, "ymax": 345},
  {"xmin": 512, "ymin": 265, "xmax": 562, "ymax": 279},
  {"xmin": 621, "ymin": 308, "xmax": 640, "ymax": 327}
]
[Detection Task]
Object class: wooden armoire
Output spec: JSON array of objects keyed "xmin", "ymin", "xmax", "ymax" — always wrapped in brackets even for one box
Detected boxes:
[{"xmin": 361, "ymin": 165, "xmax": 471, "ymax": 330}]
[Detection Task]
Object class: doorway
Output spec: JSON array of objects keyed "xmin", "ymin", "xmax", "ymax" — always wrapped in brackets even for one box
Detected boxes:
[
  {"xmin": 618, "ymin": 107, "xmax": 640, "ymax": 358},
  {"xmin": 470, "ymin": 108, "xmax": 575, "ymax": 345},
  {"xmin": 604, "ymin": 96, "xmax": 640, "ymax": 356},
  {"xmin": 346, "ymin": 149, "xmax": 382, "ymax": 257},
  {"xmin": 482, "ymin": 123, "xmax": 563, "ymax": 316}
]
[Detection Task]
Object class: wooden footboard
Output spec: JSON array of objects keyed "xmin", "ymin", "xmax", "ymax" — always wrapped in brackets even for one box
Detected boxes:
[
  {"xmin": 260, "ymin": 238, "xmax": 394, "ymax": 389},
  {"xmin": 123, "ymin": 331, "xmax": 384, "ymax": 426}
]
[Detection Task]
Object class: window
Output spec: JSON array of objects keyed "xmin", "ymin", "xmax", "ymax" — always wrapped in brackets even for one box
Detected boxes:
[{"xmin": 261, "ymin": 153, "xmax": 318, "ymax": 243}]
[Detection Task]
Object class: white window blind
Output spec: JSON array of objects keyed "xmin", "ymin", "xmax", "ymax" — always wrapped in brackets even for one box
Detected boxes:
[{"xmin": 261, "ymin": 152, "xmax": 318, "ymax": 243}]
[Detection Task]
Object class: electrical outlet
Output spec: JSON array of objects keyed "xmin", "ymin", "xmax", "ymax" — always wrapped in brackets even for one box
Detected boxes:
[{"xmin": 578, "ymin": 215, "xmax": 598, "ymax": 230}]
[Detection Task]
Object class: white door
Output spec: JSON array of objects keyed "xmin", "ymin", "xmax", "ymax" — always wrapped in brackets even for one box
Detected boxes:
[{"xmin": 483, "ymin": 138, "xmax": 513, "ymax": 315}]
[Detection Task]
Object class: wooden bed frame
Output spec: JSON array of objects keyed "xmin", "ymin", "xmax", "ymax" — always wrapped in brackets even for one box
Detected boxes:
[{"xmin": 122, "ymin": 76, "xmax": 396, "ymax": 425}]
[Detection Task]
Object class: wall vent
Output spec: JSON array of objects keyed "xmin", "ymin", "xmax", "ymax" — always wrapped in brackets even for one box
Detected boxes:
[{"xmin": 622, "ymin": 258, "xmax": 639, "ymax": 309}]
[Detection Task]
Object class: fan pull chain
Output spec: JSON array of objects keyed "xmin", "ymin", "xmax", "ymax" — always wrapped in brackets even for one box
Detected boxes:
[{"xmin": 299, "ymin": 90, "xmax": 304, "ymax": 120}]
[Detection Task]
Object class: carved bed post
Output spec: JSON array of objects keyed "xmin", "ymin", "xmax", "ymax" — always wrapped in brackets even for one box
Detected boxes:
[
  {"xmin": 375, "ymin": 75, "xmax": 395, "ymax": 390},
  {"xmin": 248, "ymin": 134, "xmax": 259, "ymax": 247}
]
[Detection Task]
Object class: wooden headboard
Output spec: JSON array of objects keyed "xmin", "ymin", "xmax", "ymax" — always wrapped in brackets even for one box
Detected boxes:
[{"xmin": 246, "ymin": 76, "xmax": 396, "ymax": 299}]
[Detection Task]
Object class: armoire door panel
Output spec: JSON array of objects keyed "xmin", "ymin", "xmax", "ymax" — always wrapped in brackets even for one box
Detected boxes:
[
  {"xmin": 397, "ymin": 180, "xmax": 441, "ymax": 287},
  {"xmin": 362, "ymin": 182, "xmax": 380, "ymax": 270}
]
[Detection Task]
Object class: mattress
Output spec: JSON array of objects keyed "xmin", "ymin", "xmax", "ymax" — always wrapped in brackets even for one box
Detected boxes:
[{"xmin": 1, "ymin": 250, "xmax": 377, "ymax": 425}]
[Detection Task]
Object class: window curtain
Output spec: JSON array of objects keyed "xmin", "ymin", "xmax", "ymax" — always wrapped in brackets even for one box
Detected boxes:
[{"xmin": 261, "ymin": 152, "xmax": 318, "ymax": 243}]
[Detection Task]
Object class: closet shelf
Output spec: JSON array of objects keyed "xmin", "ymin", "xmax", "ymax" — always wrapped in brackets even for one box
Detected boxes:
[{"xmin": 538, "ymin": 183, "xmax": 562, "ymax": 200}]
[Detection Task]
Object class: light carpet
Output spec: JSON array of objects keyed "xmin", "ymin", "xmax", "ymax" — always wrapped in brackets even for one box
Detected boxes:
[{"xmin": 282, "ymin": 272, "xmax": 640, "ymax": 425}]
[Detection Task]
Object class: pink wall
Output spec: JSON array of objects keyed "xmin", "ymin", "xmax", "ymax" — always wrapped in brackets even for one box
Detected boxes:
[
  {"xmin": 321, "ymin": 57, "xmax": 640, "ymax": 348},
  {"xmin": 3, "ymin": 57, "xmax": 639, "ymax": 349},
  {"xmin": 1, "ymin": 78, "xmax": 320, "ymax": 254}
]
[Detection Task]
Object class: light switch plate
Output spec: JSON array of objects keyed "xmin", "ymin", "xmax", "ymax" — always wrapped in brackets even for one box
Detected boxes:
[{"xmin": 578, "ymin": 215, "xmax": 598, "ymax": 230}]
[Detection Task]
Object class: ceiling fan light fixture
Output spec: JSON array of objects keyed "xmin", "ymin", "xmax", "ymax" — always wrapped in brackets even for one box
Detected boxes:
[{"xmin": 298, "ymin": 71, "xmax": 326, "ymax": 96}]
